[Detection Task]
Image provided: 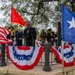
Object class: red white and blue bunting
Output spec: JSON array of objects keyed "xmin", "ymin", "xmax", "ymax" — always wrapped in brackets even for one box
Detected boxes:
[
  {"xmin": 50, "ymin": 45, "xmax": 75, "ymax": 67},
  {"xmin": 6, "ymin": 46, "xmax": 44, "ymax": 70}
]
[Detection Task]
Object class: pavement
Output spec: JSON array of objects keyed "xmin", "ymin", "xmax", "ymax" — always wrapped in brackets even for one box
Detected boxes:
[{"xmin": 0, "ymin": 60, "xmax": 63, "ymax": 75}]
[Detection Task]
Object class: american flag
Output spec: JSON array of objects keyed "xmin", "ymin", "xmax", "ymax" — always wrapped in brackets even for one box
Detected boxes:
[{"xmin": 0, "ymin": 26, "xmax": 12, "ymax": 44}]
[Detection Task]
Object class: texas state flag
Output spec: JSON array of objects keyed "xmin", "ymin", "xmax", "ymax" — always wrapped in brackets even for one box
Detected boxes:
[{"xmin": 62, "ymin": 4, "xmax": 75, "ymax": 43}]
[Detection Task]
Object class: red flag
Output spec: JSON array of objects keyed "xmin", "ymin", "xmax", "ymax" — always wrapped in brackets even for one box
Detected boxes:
[{"xmin": 11, "ymin": 6, "xmax": 27, "ymax": 26}]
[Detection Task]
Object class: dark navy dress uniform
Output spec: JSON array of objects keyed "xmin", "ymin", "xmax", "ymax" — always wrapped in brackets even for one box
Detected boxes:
[{"xmin": 15, "ymin": 30, "xmax": 23, "ymax": 46}]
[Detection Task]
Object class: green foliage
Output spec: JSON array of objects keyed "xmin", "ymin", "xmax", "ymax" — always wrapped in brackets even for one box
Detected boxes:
[{"xmin": 1, "ymin": 0, "xmax": 75, "ymax": 33}]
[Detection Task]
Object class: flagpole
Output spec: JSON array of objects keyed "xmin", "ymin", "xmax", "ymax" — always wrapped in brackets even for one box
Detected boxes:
[
  {"xmin": 61, "ymin": 0, "xmax": 65, "ymax": 75},
  {"xmin": 61, "ymin": 41, "xmax": 65, "ymax": 75}
]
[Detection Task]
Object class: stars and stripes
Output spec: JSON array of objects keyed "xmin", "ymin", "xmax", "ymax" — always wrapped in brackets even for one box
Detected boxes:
[{"xmin": 0, "ymin": 26, "xmax": 12, "ymax": 44}]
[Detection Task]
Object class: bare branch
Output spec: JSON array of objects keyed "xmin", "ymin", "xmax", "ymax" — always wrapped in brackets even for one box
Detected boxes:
[
  {"xmin": 70, "ymin": 0, "xmax": 75, "ymax": 12},
  {"xmin": 22, "ymin": 0, "xmax": 44, "ymax": 15}
]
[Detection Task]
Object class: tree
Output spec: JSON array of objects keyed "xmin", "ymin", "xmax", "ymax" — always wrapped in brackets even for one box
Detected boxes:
[
  {"xmin": 0, "ymin": 0, "xmax": 58, "ymax": 30},
  {"xmin": 63, "ymin": 0, "xmax": 75, "ymax": 12},
  {"xmin": 1, "ymin": 0, "xmax": 74, "ymax": 31}
]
